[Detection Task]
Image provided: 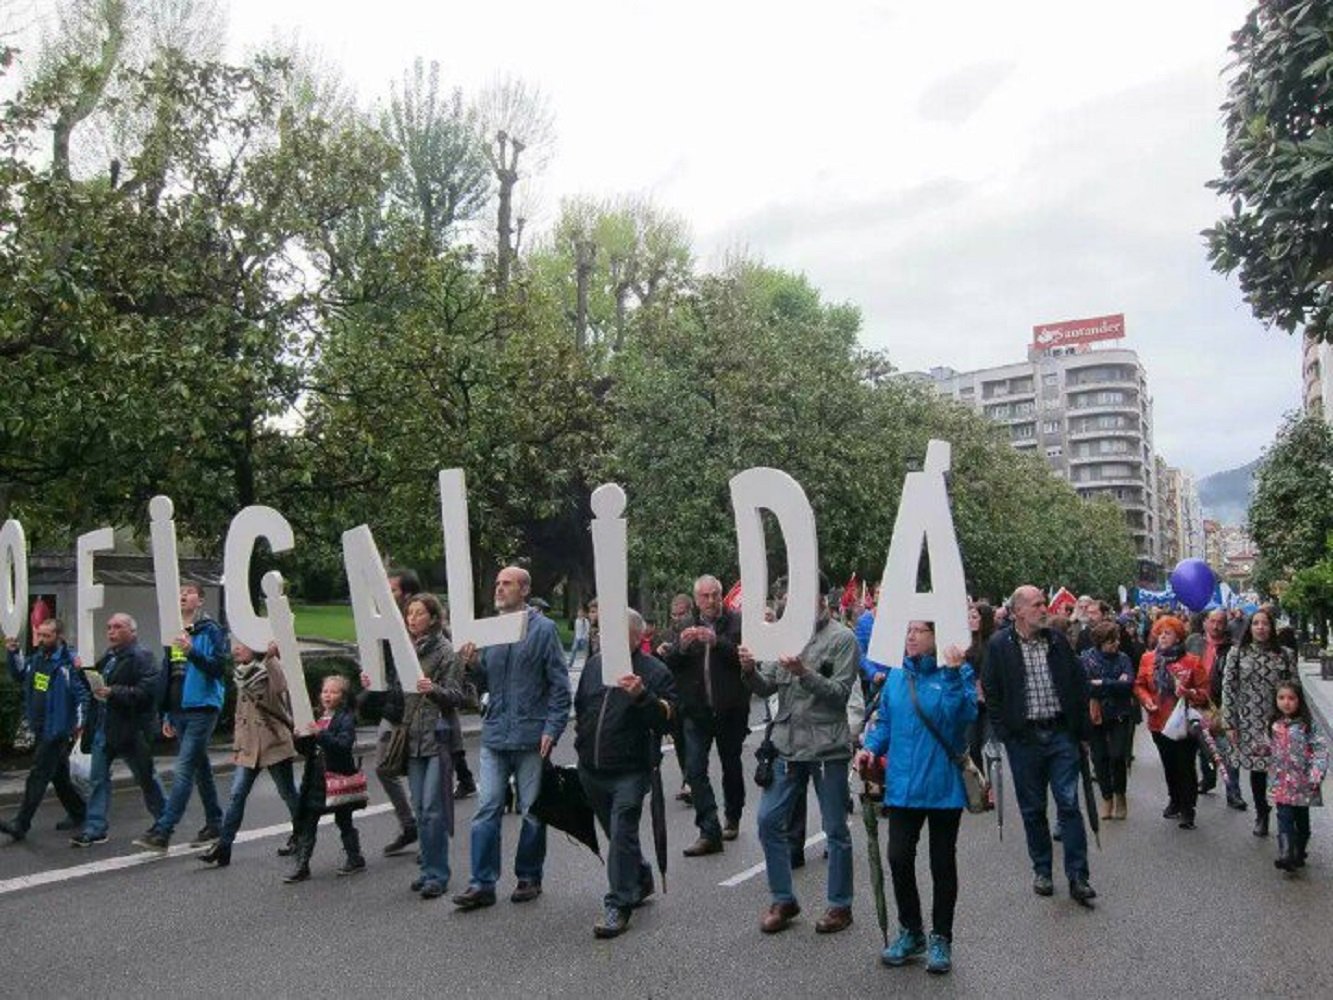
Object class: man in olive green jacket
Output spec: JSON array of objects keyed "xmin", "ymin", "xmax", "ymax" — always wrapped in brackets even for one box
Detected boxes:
[{"xmin": 739, "ymin": 577, "xmax": 858, "ymax": 936}]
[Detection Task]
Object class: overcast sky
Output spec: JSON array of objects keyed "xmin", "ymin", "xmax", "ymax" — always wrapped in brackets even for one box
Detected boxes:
[{"xmin": 222, "ymin": 1, "xmax": 1302, "ymax": 477}]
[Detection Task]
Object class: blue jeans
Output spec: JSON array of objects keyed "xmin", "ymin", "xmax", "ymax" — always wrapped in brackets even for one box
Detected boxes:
[
  {"xmin": 468, "ymin": 746, "xmax": 546, "ymax": 892},
  {"xmin": 84, "ymin": 730, "xmax": 165, "ymax": 838},
  {"xmin": 579, "ymin": 768, "xmax": 652, "ymax": 910},
  {"xmin": 756, "ymin": 757, "xmax": 853, "ymax": 908},
  {"xmin": 218, "ymin": 759, "xmax": 300, "ymax": 848},
  {"xmin": 1004, "ymin": 729, "xmax": 1089, "ymax": 882},
  {"xmin": 153, "ymin": 710, "xmax": 222, "ymax": 836},
  {"xmin": 408, "ymin": 753, "xmax": 451, "ymax": 888}
]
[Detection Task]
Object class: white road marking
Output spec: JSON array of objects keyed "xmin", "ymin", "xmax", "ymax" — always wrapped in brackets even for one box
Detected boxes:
[
  {"xmin": 0, "ymin": 803, "xmax": 395, "ymax": 897},
  {"xmin": 718, "ymin": 832, "xmax": 827, "ymax": 887}
]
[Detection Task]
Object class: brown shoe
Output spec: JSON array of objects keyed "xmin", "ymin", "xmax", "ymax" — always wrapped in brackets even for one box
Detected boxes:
[
  {"xmin": 760, "ymin": 901, "xmax": 801, "ymax": 934},
  {"xmin": 510, "ymin": 880, "xmax": 543, "ymax": 903},
  {"xmin": 683, "ymin": 837, "xmax": 723, "ymax": 857},
  {"xmin": 814, "ymin": 906, "xmax": 853, "ymax": 934},
  {"xmin": 721, "ymin": 821, "xmax": 740, "ymax": 842}
]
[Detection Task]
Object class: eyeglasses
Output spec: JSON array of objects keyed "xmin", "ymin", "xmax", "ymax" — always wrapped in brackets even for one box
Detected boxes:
[{"xmin": 906, "ymin": 625, "xmax": 934, "ymax": 634}]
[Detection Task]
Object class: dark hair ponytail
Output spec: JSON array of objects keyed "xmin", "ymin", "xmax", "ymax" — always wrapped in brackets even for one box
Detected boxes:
[{"xmin": 1269, "ymin": 680, "xmax": 1314, "ymax": 730}]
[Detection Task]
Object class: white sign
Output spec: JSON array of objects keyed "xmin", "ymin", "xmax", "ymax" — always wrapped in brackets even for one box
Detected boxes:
[
  {"xmin": 261, "ymin": 570, "xmax": 315, "ymax": 730},
  {"xmin": 0, "ymin": 519, "xmax": 28, "ymax": 640},
  {"xmin": 342, "ymin": 524, "xmax": 422, "ymax": 687},
  {"xmin": 76, "ymin": 527, "xmax": 115, "ymax": 663},
  {"xmin": 148, "ymin": 495, "xmax": 184, "ymax": 644},
  {"xmin": 438, "ymin": 469, "xmax": 528, "ymax": 650},
  {"xmin": 868, "ymin": 440, "xmax": 970, "ymax": 668},
  {"xmin": 224, "ymin": 505, "xmax": 296, "ymax": 653},
  {"xmin": 729, "ymin": 467, "xmax": 819, "ymax": 661},
  {"xmin": 590, "ymin": 483, "xmax": 631, "ymax": 686}
]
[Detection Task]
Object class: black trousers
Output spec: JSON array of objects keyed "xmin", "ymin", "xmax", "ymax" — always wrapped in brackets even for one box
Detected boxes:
[
  {"xmin": 1250, "ymin": 771, "xmax": 1270, "ymax": 817},
  {"xmin": 887, "ymin": 807, "xmax": 963, "ymax": 940},
  {"xmin": 453, "ymin": 748, "xmax": 474, "ymax": 788},
  {"xmin": 1151, "ymin": 732, "xmax": 1198, "ymax": 818},
  {"xmin": 1090, "ymin": 718, "xmax": 1133, "ymax": 798},
  {"xmin": 12, "ymin": 737, "xmax": 85, "ymax": 832}
]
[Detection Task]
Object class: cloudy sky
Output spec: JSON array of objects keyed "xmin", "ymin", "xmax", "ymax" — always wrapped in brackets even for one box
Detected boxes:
[{"xmin": 223, "ymin": 1, "xmax": 1301, "ymax": 477}]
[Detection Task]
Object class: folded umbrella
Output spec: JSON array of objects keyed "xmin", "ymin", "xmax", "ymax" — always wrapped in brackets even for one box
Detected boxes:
[
  {"xmin": 1078, "ymin": 743, "xmax": 1101, "ymax": 851},
  {"xmin": 530, "ymin": 759, "xmax": 601, "ymax": 860},
  {"xmin": 649, "ymin": 765, "xmax": 668, "ymax": 892},
  {"xmin": 983, "ymin": 739, "xmax": 1005, "ymax": 841},
  {"xmin": 859, "ymin": 757, "xmax": 889, "ymax": 947}
]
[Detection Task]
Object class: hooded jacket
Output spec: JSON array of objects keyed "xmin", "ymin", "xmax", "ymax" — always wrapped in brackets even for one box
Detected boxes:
[
  {"xmin": 7, "ymin": 643, "xmax": 87, "ymax": 741},
  {"xmin": 862, "ymin": 654, "xmax": 977, "ymax": 810}
]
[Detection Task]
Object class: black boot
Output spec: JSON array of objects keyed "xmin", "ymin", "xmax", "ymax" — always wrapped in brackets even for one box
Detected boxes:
[
  {"xmin": 1274, "ymin": 833, "xmax": 1297, "ymax": 872},
  {"xmin": 1295, "ymin": 831, "xmax": 1309, "ymax": 869},
  {"xmin": 1253, "ymin": 811, "xmax": 1270, "ymax": 838},
  {"xmin": 337, "ymin": 827, "xmax": 366, "ymax": 876},
  {"xmin": 276, "ymin": 832, "xmax": 297, "ymax": 857},
  {"xmin": 283, "ymin": 838, "xmax": 313, "ymax": 883}
]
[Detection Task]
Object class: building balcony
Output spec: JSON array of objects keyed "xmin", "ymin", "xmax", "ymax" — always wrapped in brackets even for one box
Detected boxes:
[
  {"xmin": 1066, "ymin": 426, "xmax": 1142, "ymax": 442},
  {"xmin": 982, "ymin": 387, "xmax": 1037, "ymax": 403},
  {"xmin": 1067, "ymin": 451, "xmax": 1142, "ymax": 466},
  {"xmin": 1065, "ymin": 400, "xmax": 1140, "ymax": 417},
  {"xmin": 1063, "ymin": 371, "xmax": 1139, "ymax": 390},
  {"xmin": 1071, "ymin": 473, "xmax": 1149, "ymax": 489}
]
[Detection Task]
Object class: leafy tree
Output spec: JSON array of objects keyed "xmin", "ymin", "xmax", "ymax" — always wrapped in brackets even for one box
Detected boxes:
[
  {"xmin": 383, "ymin": 58, "xmax": 491, "ymax": 247},
  {"xmin": 1248, "ymin": 410, "xmax": 1333, "ymax": 590},
  {"xmin": 1206, "ymin": 0, "xmax": 1333, "ymax": 342}
]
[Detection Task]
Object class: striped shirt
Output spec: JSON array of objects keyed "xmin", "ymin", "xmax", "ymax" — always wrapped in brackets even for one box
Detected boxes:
[{"xmin": 1019, "ymin": 635, "xmax": 1062, "ymax": 721}]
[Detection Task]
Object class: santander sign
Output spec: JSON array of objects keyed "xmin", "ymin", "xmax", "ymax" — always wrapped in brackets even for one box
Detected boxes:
[{"xmin": 1032, "ymin": 313, "xmax": 1126, "ymax": 349}]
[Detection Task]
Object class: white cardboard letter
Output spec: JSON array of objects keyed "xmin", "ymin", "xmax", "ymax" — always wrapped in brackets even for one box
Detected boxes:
[
  {"xmin": 729, "ymin": 467, "xmax": 819, "ymax": 660},
  {"xmin": 0, "ymin": 519, "xmax": 28, "ymax": 640},
  {"xmin": 224, "ymin": 505, "xmax": 296, "ymax": 652},
  {"xmin": 149, "ymin": 495, "xmax": 184, "ymax": 644},
  {"xmin": 261, "ymin": 571, "xmax": 315, "ymax": 730},
  {"xmin": 868, "ymin": 440, "xmax": 969, "ymax": 667},
  {"xmin": 341, "ymin": 524, "xmax": 422, "ymax": 687},
  {"xmin": 77, "ymin": 527, "xmax": 115, "ymax": 663},
  {"xmin": 438, "ymin": 469, "xmax": 528, "ymax": 649},
  {"xmin": 590, "ymin": 484, "xmax": 632, "ymax": 686}
]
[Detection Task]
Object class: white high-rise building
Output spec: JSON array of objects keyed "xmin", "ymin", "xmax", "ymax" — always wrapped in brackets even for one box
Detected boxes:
[{"xmin": 901, "ymin": 315, "xmax": 1163, "ymax": 579}]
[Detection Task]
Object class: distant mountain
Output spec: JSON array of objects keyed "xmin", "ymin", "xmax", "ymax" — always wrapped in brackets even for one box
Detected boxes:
[{"xmin": 1198, "ymin": 459, "xmax": 1260, "ymax": 525}]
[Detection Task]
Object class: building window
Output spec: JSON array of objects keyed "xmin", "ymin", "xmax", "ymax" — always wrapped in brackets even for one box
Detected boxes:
[
  {"xmin": 1042, "ymin": 420, "xmax": 1060, "ymax": 434},
  {"xmin": 1046, "ymin": 446, "xmax": 1062, "ymax": 458},
  {"xmin": 1043, "ymin": 372, "xmax": 1058, "ymax": 386}
]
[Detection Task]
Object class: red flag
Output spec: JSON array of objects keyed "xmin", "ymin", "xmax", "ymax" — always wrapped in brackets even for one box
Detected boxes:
[
  {"xmin": 839, "ymin": 573, "xmax": 858, "ymax": 612},
  {"xmin": 723, "ymin": 581, "xmax": 743, "ymax": 612},
  {"xmin": 1048, "ymin": 587, "xmax": 1077, "ymax": 615}
]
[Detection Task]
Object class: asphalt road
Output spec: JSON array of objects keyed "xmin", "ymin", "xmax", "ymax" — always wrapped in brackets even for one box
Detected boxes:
[{"xmin": 1, "ymin": 721, "xmax": 1330, "ymax": 999}]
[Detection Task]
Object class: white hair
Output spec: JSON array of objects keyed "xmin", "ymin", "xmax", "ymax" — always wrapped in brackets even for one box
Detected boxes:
[{"xmin": 109, "ymin": 612, "xmax": 138, "ymax": 633}]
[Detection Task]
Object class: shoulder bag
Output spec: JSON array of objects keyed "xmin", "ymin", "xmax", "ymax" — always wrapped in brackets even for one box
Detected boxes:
[{"xmin": 908, "ymin": 672, "xmax": 989, "ymax": 814}]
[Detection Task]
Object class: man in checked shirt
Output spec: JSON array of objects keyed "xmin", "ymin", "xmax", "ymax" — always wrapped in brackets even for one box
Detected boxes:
[{"xmin": 982, "ymin": 585, "xmax": 1097, "ymax": 905}]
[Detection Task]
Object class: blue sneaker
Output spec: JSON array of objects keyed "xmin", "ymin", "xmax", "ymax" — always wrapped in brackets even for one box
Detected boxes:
[
  {"xmin": 881, "ymin": 927, "xmax": 927, "ymax": 967},
  {"xmin": 926, "ymin": 933, "xmax": 952, "ymax": 975}
]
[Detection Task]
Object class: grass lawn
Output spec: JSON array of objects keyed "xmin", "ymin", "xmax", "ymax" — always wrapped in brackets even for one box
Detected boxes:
[
  {"xmin": 292, "ymin": 602, "xmax": 358, "ymax": 643},
  {"xmin": 292, "ymin": 602, "xmax": 574, "ymax": 647}
]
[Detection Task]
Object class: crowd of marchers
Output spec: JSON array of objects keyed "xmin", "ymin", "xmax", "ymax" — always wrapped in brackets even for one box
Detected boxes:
[{"xmin": 2, "ymin": 576, "xmax": 1327, "ymax": 977}]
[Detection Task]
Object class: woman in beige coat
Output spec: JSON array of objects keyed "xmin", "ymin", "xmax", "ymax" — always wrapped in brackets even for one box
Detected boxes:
[{"xmin": 200, "ymin": 641, "xmax": 301, "ymax": 867}]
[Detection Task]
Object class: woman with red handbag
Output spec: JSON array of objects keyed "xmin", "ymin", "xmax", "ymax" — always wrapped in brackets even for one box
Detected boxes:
[{"xmin": 285, "ymin": 674, "xmax": 367, "ymax": 883}]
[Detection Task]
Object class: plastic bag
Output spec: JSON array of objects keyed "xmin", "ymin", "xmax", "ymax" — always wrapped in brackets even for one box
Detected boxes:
[
  {"xmin": 68, "ymin": 747, "xmax": 92, "ymax": 798},
  {"xmin": 1162, "ymin": 698, "xmax": 1191, "ymax": 741}
]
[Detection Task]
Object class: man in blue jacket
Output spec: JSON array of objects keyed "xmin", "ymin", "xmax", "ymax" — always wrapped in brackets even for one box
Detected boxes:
[
  {"xmin": 1, "ymin": 619, "xmax": 89, "ymax": 840},
  {"xmin": 134, "ymin": 583, "xmax": 228, "ymax": 851},
  {"xmin": 453, "ymin": 566, "xmax": 571, "ymax": 911},
  {"xmin": 73, "ymin": 613, "xmax": 165, "ymax": 847}
]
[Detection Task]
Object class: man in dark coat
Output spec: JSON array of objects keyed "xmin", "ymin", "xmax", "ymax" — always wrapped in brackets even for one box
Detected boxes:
[
  {"xmin": 73, "ymin": 613, "xmax": 165, "ymax": 847},
  {"xmin": 575, "ymin": 609, "xmax": 678, "ymax": 938},
  {"xmin": 663, "ymin": 574, "xmax": 751, "ymax": 855},
  {"xmin": 983, "ymin": 585, "xmax": 1096, "ymax": 904}
]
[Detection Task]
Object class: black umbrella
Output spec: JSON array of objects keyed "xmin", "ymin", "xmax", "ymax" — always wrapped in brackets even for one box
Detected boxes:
[
  {"xmin": 983, "ymin": 739, "xmax": 1005, "ymax": 841},
  {"xmin": 649, "ymin": 765, "xmax": 668, "ymax": 891},
  {"xmin": 1078, "ymin": 743, "xmax": 1101, "ymax": 851},
  {"xmin": 438, "ymin": 722, "xmax": 456, "ymax": 838},
  {"xmin": 530, "ymin": 759, "xmax": 602, "ymax": 859},
  {"xmin": 861, "ymin": 775, "xmax": 889, "ymax": 947}
]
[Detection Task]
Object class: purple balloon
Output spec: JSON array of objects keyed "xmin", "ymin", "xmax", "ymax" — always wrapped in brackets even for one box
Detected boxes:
[{"xmin": 1169, "ymin": 559, "xmax": 1215, "ymax": 613}]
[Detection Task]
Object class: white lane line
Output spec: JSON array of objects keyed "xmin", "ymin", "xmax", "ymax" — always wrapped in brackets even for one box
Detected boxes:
[
  {"xmin": 0, "ymin": 804, "xmax": 395, "ymax": 897},
  {"xmin": 718, "ymin": 832, "xmax": 828, "ymax": 887}
]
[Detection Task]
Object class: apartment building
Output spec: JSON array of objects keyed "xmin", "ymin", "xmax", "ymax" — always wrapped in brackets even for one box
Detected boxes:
[
  {"xmin": 915, "ymin": 332, "xmax": 1162, "ymax": 580},
  {"xmin": 1303, "ymin": 334, "xmax": 1333, "ymax": 418}
]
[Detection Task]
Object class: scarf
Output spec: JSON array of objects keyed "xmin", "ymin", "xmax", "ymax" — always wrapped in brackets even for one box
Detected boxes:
[{"xmin": 1153, "ymin": 643, "xmax": 1183, "ymax": 700}]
